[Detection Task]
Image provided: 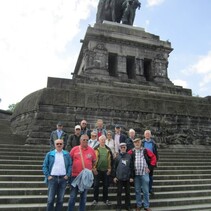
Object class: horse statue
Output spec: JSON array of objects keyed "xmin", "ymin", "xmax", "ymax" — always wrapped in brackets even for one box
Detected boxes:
[
  {"xmin": 96, "ymin": 0, "xmax": 141, "ymax": 26},
  {"xmin": 122, "ymin": 0, "xmax": 141, "ymax": 25}
]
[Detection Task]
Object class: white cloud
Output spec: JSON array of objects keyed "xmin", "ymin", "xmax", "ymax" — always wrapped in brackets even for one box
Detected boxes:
[
  {"xmin": 191, "ymin": 51, "xmax": 211, "ymax": 74},
  {"xmin": 146, "ymin": 0, "xmax": 165, "ymax": 7},
  {"xmin": 172, "ymin": 79, "xmax": 188, "ymax": 89},
  {"xmin": 183, "ymin": 51, "xmax": 211, "ymax": 88},
  {"xmin": 0, "ymin": 0, "xmax": 98, "ymax": 110}
]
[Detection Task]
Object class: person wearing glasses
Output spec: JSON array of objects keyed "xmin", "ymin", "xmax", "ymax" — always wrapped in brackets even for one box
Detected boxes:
[
  {"xmin": 42, "ymin": 139, "xmax": 72, "ymax": 211},
  {"xmin": 80, "ymin": 119, "xmax": 91, "ymax": 139},
  {"xmin": 68, "ymin": 135, "xmax": 96, "ymax": 211},
  {"xmin": 113, "ymin": 142, "xmax": 133, "ymax": 211},
  {"xmin": 88, "ymin": 131, "xmax": 99, "ymax": 148},
  {"xmin": 105, "ymin": 130, "xmax": 115, "ymax": 157}
]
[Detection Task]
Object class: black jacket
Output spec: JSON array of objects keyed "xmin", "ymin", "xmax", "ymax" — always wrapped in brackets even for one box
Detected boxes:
[{"xmin": 113, "ymin": 152, "xmax": 133, "ymax": 181}]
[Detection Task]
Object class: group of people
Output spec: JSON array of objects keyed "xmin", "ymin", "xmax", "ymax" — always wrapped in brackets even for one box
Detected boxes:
[{"xmin": 43, "ymin": 119, "xmax": 159, "ymax": 211}]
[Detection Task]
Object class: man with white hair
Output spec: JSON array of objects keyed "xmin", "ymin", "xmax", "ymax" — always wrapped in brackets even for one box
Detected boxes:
[
  {"xmin": 142, "ymin": 130, "xmax": 159, "ymax": 195},
  {"xmin": 126, "ymin": 128, "xmax": 136, "ymax": 151},
  {"xmin": 92, "ymin": 135, "xmax": 113, "ymax": 206}
]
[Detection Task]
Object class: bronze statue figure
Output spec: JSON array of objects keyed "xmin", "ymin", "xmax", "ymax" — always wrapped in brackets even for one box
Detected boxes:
[{"xmin": 96, "ymin": 0, "xmax": 141, "ymax": 26}]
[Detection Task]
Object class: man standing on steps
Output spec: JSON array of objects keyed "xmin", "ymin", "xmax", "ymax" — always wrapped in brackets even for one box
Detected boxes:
[
  {"xmin": 142, "ymin": 130, "xmax": 159, "ymax": 195},
  {"xmin": 113, "ymin": 142, "xmax": 133, "ymax": 211},
  {"xmin": 50, "ymin": 122, "xmax": 68, "ymax": 150},
  {"xmin": 66, "ymin": 125, "xmax": 81, "ymax": 152},
  {"xmin": 42, "ymin": 139, "xmax": 72, "ymax": 211},
  {"xmin": 129, "ymin": 138, "xmax": 156, "ymax": 211},
  {"xmin": 114, "ymin": 125, "xmax": 127, "ymax": 156},
  {"xmin": 68, "ymin": 134, "xmax": 96, "ymax": 211},
  {"xmin": 92, "ymin": 135, "xmax": 113, "ymax": 206}
]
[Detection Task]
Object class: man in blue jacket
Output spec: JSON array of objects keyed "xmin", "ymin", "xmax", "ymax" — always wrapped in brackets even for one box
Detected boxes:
[
  {"xmin": 142, "ymin": 130, "xmax": 159, "ymax": 195},
  {"xmin": 43, "ymin": 139, "xmax": 72, "ymax": 211}
]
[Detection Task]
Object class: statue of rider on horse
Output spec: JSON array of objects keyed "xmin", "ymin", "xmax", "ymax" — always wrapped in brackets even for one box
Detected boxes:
[{"xmin": 96, "ymin": 0, "xmax": 141, "ymax": 26}]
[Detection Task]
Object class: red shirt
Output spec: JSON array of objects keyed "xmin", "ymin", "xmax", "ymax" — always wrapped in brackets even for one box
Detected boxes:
[{"xmin": 70, "ymin": 146, "xmax": 96, "ymax": 177}]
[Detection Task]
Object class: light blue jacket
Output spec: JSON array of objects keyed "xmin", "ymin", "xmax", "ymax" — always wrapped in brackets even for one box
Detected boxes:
[
  {"xmin": 71, "ymin": 168, "xmax": 94, "ymax": 192},
  {"xmin": 42, "ymin": 150, "xmax": 72, "ymax": 184}
]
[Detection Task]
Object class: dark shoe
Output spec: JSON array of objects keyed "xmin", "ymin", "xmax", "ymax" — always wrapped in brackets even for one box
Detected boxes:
[{"xmin": 144, "ymin": 208, "xmax": 152, "ymax": 211}]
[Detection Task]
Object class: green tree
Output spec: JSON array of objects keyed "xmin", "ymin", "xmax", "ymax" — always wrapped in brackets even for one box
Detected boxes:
[{"xmin": 8, "ymin": 103, "xmax": 19, "ymax": 112}]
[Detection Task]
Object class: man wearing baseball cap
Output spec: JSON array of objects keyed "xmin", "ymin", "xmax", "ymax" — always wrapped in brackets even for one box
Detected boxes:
[
  {"xmin": 113, "ymin": 142, "xmax": 133, "ymax": 211},
  {"xmin": 50, "ymin": 121, "xmax": 68, "ymax": 150},
  {"xmin": 128, "ymin": 138, "xmax": 156, "ymax": 211},
  {"xmin": 66, "ymin": 125, "xmax": 81, "ymax": 151}
]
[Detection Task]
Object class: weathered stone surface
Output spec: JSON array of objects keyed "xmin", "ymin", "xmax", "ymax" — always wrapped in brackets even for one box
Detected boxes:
[{"xmin": 10, "ymin": 22, "xmax": 211, "ymax": 146}]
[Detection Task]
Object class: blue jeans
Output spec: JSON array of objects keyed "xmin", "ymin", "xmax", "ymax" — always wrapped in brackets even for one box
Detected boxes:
[
  {"xmin": 134, "ymin": 174, "xmax": 150, "ymax": 208},
  {"xmin": 67, "ymin": 177, "xmax": 88, "ymax": 211},
  {"xmin": 47, "ymin": 176, "xmax": 67, "ymax": 211}
]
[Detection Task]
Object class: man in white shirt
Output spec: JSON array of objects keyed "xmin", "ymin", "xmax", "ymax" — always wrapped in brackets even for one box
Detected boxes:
[{"xmin": 43, "ymin": 139, "xmax": 72, "ymax": 211}]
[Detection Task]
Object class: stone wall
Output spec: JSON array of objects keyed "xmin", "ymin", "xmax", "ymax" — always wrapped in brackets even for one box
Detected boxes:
[{"xmin": 11, "ymin": 77, "xmax": 211, "ymax": 146}]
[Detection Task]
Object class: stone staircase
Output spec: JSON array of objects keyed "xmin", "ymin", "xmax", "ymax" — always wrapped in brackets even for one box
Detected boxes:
[{"xmin": 0, "ymin": 143, "xmax": 211, "ymax": 211}]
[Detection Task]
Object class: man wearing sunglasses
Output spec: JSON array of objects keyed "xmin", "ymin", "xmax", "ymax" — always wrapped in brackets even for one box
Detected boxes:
[
  {"xmin": 42, "ymin": 139, "xmax": 72, "ymax": 211},
  {"xmin": 68, "ymin": 135, "xmax": 96, "ymax": 211}
]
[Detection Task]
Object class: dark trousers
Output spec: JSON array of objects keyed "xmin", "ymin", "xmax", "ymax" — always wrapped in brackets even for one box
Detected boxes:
[
  {"xmin": 116, "ymin": 180, "xmax": 131, "ymax": 209},
  {"xmin": 149, "ymin": 169, "xmax": 154, "ymax": 192},
  {"xmin": 93, "ymin": 170, "xmax": 109, "ymax": 202}
]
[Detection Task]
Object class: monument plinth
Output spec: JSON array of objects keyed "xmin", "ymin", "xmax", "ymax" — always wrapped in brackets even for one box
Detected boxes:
[
  {"xmin": 74, "ymin": 22, "xmax": 174, "ymax": 86},
  {"xmin": 11, "ymin": 22, "xmax": 211, "ymax": 146}
]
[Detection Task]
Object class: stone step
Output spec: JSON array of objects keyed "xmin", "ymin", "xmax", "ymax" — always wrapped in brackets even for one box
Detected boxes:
[
  {"xmin": 0, "ymin": 164, "xmax": 41, "ymax": 170},
  {"xmin": 1, "ymin": 187, "xmax": 211, "ymax": 201},
  {"xmin": 0, "ymin": 151, "xmax": 47, "ymax": 156},
  {"xmin": 1, "ymin": 173, "xmax": 211, "ymax": 182},
  {"xmin": 0, "ymin": 143, "xmax": 49, "ymax": 149},
  {"xmin": 154, "ymin": 178, "xmax": 211, "ymax": 186},
  {"xmin": 0, "ymin": 202, "xmax": 211, "ymax": 211},
  {"xmin": 154, "ymin": 174, "xmax": 211, "ymax": 180},
  {"xmin": 154, "ymin": 169, "xmax": 211, "ymax": 175},
  {"xmin": 2, "ymin": 169, "xmax": 211, "ymax": 176},
  {"xmin": 0, "ymin": 170, "xmax": 42, "ymax": 175},
  {"xmin": 0, "ymin": 181, "xmax": 45, "ymax": 188},
  {"xmin": 158, "ymin": 158, "xmax": 211, "ymax": 162},
  {"xmin": 0, "ymin": 159, "xmax": 42, "ymax": 165},
  {"xmin": 0, "ymin": 155, "xmax": 45, "ymax": 160},
  {"xmin": 1, "ymin": 183, "xmax": 211, "ymax": 195},
  {"xmin": 153, "ymin": 184, "xmax": 211, "ymax": 192},
  {"xmin": 0, "ymin": 194, "xmax": 211, "ymax": 209},
  {"xmin": 0, "ymin": 134, "xmax": 26, "ymax": 145},
  {"xmin": 158, "ymin": 161, "xmax": 211, "ymax": 166},
  {"xmin": 155, "ymin": 165, "xmax": 211, "ymax": 170}
]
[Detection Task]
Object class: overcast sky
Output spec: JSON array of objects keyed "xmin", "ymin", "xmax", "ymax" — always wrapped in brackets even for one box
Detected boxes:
[{"xmin": 0, "ymin": 0, "xmax": 211, "ymax": 110}]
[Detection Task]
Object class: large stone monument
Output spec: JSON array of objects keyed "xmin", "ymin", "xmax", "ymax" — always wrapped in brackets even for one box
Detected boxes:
[{"xmin": 11, "ymin": 21, "xmax": 211, "ymax": 146}]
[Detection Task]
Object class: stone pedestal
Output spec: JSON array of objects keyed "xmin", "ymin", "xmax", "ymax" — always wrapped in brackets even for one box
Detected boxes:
[{"xmin": 10, "ymin": 22, "xmax": 211, "ymax": 146}]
